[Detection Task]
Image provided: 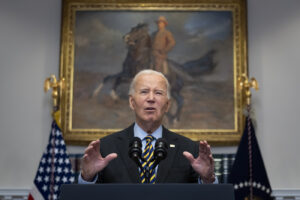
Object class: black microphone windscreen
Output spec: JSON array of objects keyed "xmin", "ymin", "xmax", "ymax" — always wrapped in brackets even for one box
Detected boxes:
[
  {"xmin": 155, "ymin": 138, "xmax": 168, "ymax": 149},
  {"xmin": 129, "ymin": 137, "xmax": 142, "ymax": 148},
  {"xmin": 154, "ymin": 138, "xmax": 168, "ymax": 160},
  {"xmin": 128, "ymin": 137, "xmax": 143, "ymax": 170}
]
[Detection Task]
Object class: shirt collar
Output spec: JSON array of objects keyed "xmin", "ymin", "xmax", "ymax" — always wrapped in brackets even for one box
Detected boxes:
[{"xmin": 134, "ymin": 123, "xmax": 162, "ymax": 140}]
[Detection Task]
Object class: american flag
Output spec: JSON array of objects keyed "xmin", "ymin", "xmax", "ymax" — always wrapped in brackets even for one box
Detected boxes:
[{"xmin": 28, "ymin": 121, "xmax": 75, "ymax": 200}]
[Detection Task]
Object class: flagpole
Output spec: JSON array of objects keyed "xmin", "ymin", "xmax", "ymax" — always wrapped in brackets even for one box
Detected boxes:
[
  {"xmin": 50, "ymin": 124, "xmax": 56, "ymax": 200},
  {"xmin": 238, "ymin": 74, "xmax": 259, "ymax": 200},
  {"xmin": 44, "ymin": 75, "xmax": 65, "ymax": 200},
  {"xmin": 246, "ymin": 105, "xmax": 253, "ymax": 200}
]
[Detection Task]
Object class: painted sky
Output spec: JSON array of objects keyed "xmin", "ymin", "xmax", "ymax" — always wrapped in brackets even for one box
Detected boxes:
[{"xmin": 74, "ymin": 11, "xmax": 233, "ymax": 78}]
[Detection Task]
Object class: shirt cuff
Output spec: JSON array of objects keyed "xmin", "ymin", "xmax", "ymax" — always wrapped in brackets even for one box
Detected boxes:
[
  {"xmin": 198, "ymin": 175, "xmax": 219, "ymax": 184},
  {"xmin": 78, "ymin": 172, "xmax": 98, "ymax": 184}
]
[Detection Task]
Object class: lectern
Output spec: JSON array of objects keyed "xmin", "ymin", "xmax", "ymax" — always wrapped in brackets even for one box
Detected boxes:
[{"xmin": 59, "ymin": 184, "xmax": 234, "ymax": 200}]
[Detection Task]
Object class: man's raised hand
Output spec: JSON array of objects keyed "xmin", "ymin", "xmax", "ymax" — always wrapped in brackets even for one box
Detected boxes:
[
  {"xmin": 183, "ymin": 140, "xmax": 215, "ymax": 183},
  {"xmin": 81, "ymin": 140, "xmax": 117, "ymax": 181}
]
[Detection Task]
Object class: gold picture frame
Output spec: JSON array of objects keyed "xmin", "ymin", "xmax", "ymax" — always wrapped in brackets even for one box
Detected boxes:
[{"xmin": 60, "ymin": 0, "xmax": 248, "ymax": 145}]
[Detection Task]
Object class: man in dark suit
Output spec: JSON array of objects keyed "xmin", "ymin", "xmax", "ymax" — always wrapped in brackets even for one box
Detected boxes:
[{"xmin": 79, "ymin": 69, "xmax": 216, "ymax": 184}]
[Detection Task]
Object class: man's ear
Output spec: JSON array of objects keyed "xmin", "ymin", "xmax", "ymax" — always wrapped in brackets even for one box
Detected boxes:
[
  {"xmin": 129, "ymin": 96, "xmax": 135, "ymax": 110},
  {"xmin": 165, "ymin": 99, "xmax": 171, "ymax": 113}
]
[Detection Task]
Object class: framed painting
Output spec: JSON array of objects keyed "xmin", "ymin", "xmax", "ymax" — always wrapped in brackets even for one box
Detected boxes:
[{"xmin": 59, "ymin": 0, "xmax": 248, "ymax": 145}]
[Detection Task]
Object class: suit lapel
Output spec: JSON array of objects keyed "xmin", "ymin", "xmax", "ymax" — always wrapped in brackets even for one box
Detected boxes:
[
  {"xmin": 115, "ymin": 124, "xmax": 140, "ymax": 183},
  {"xmin": 156, "ymin": 126, "xmax": 178, "ymax": 183}
]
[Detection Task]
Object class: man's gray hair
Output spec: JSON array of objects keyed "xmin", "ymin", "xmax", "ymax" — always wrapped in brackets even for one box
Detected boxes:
[{"xmin": 128, "ymin": 69, "xmax": 171, "ymax": 99}]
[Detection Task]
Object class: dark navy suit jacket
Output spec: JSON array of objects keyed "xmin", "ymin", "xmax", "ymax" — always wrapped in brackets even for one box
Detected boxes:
[{"xmin": 97, "ymin": 124, "xmax": 199, "ymax": 183}]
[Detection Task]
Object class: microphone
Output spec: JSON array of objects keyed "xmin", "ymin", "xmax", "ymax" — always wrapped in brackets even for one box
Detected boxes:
[
  {"xmin": 128, "ymin": 137, "xmax": 168, "ymax": 183},
  {"xmin": 128, "ymin": 137, "xmax": 143, "ymax": 170},
  {"xmin": 152, "ymin": 138, "xmax": 168, "ymax": 169}
]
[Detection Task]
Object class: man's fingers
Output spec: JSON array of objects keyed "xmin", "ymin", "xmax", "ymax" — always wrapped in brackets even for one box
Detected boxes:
[
  {"xmin": 82, "ymin": 154, "xmax": 88, "ymax": 161},
  {"xmin": 209, "ymin": 154, "xmax": 214, "ymax": 165},
  {"xmin": 90, "ymin": 140, "xmax": 100, "ymax": 149},
  {"xmin": 199, "ymin": 141, "xmax": 207, "ymax": 153},
  {"xmin": 84, "ymin": 145, "xmax": 95, "ymax": 155},
  {"xmin": 104, "ymin": 153, "xmax": 118, "ymax": 164},
  {"xmin": 94, "ymin": 140, "xmax": 100, "ymax": 153},
  {"xmin": 85, "ymin": 140, "xmax": 100, "ymax": 154},
  {"xmin": 199, "ymin": 141, "xmax": 206, "ymax": 154},
  {"xmin": 89, "ymin": 140, "xmax": 98, "ymax": 147},
  {"xmin": 183, "ymin": 151, "xmax": 195, "ymax": 164},
  {"xmin": 85, "ymin": 140, "xmax": 97, "ymax": 151},
  {"xmin": 199, "ymin": 140, "xmax": 211, "ymax": 155},
  {"xmin": 207, "ymin": 145, "xmax": 212, "ymax": 154}
]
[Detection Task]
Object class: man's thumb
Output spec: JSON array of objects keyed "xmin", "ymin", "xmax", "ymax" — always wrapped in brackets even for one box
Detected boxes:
[
  {"xmin": 104, "ymin": 153, "xmax": 118, "ymax": 163},
  {"xmin": 183, "ymin": 151, "xmax": 194, "ymax": 164}
]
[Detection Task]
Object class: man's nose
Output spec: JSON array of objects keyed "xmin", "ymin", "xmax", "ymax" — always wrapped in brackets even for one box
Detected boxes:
[{"xmin": 147, "ymin": 92, "xmax": 155, "ymax": 102}]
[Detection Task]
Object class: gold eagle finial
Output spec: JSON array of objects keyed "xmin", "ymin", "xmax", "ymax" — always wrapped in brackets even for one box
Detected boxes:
[
  {"xmin": 238, "ymin": 74, "xmax": 259, "ymax": 106},
  {"xmin": 44, "ymin": 75, "xmax": 65, "ymax": 109}
]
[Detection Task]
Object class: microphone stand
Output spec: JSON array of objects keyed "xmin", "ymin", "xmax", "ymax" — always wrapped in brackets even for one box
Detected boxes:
[
  {"xmin": 128, "ymin": 138, "xmax": 152, "ymax": 183},
  {"xmin": 144, "ymin": 165, "xmax": 151, "ymax": 183},
  {"xmin": 140, "ymin": 157, "xmax": 152, "ymax": 184},
  {"xmin": 143, "ymin": 157, "xmax": 162, "ymax": 183},
  {"xmin": 129, "ymin": 137, "xmax": 168, "ymax": 184}
]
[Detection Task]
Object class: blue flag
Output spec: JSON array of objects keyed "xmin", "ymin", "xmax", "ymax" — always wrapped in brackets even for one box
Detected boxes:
[{"xmin": 229, "ymin": 116, "xmax": 273, "ymax": 200}]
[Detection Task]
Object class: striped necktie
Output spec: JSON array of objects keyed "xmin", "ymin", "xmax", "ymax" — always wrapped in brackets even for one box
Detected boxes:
[{"xmin": 140, "ymin": 135, "xmax": 156, "ymax": 184}]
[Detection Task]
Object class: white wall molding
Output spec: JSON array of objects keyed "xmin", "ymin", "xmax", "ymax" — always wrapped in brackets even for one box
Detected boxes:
[
  {"xmin": 273, "ymin": 189, "xmax": 300, "ymax": 200},
  {"xmin": 0, "ymin": 189, "xmax": 29, "ymax": 200}
]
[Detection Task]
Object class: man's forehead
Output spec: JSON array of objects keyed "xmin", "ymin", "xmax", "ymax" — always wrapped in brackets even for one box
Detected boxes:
[{"xmin": 135, "ymin": 74, "xmax": 167, "ymax": 88}]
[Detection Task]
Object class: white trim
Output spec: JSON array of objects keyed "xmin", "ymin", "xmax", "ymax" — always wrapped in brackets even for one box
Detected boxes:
[
  {"xmin": 0, "ymin": 189, "xmax": 29, "ymax": 196},
  {"xmin": 272, "ymin": 189, "xmax": 300, "ymax": 200},
  {"xmin": 29, "ymin": 185, "xmax": 44, "ymax": 200}
]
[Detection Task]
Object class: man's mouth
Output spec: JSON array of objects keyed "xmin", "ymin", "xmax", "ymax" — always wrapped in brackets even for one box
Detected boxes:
[{"xmin": 145, "ymin": 107, "xmax": 156, "ymax": 111}]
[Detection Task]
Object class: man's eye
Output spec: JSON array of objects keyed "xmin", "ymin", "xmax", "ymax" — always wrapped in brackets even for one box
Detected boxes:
[
  {"xmin": 140, "ymin": 90, "xmax": 148, "ymax": 94},
  {"xmin": 156, "ymin": 91, "xmax": 163, "ymax": 95}
]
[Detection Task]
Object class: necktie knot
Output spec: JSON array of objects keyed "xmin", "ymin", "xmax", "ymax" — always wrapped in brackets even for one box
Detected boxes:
[{"xmin": 144, "ymin": 135, "xmax": 155, "ymax": 143}]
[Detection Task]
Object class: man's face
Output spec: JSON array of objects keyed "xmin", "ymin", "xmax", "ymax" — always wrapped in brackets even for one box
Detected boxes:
[
  {"xmin": 157, "ymin": 21, "xmax": 166, "ymax": 30},
  {"xmin": 129, "ymin": 73, "xmax": 170, "ymax": 127}
]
